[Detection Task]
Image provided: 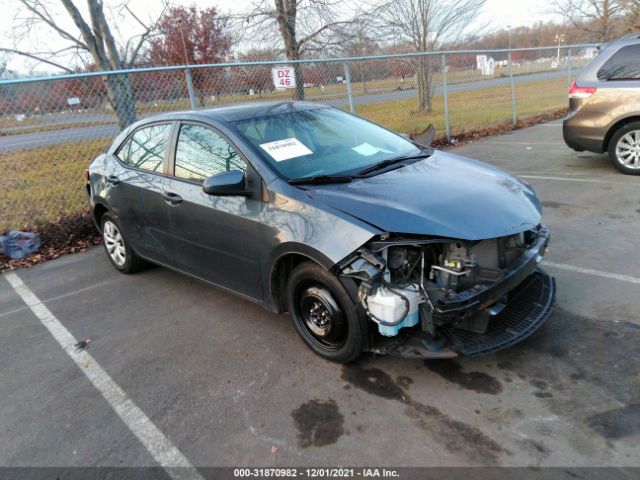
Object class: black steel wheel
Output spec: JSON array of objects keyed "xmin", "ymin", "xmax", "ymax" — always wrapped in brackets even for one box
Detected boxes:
[
  {"xmin": 286, "ymin": 262, "xmax": 366, "ymax": 363},
  {"xmin": 298, "ymin": 285, "xmax": 348, "ymax": 350}
]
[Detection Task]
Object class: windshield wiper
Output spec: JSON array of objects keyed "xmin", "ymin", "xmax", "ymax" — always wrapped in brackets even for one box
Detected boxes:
[
  {"xmin": 288, "ymin": 175, "xmax": 353, "ymax": 185},
  {"xmin": 357, "ymin": 151, "xmax": 432, "ymax": 176}
]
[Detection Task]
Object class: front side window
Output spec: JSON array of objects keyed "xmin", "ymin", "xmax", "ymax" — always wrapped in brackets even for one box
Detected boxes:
[
  {"xmin": 118, "ymin": 124, "xmax": 171, "ymax": 173},
  {"xmin": 229, "ymin": 107, "xmax": 421, "ymax": 181},
  {"xmin": 174, "ymin": 124, "xmax": 246, "ymax": 182},
  {"xmin": 597, "ymin": 45, "xmax": 640, "ymax": 81}
]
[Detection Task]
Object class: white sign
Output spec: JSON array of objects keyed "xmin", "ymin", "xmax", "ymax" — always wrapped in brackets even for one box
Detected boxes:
[
  {"xmin": 352, "ymin": 143, "xmax": 392, "ymax": 157},
  {"xmin": 476, "ymin": 55, "xmax": 487, "ymax": 70},
  {"xmin": 67, "ymin": 97, "xmax": 80, "ymax": 106},
  {"xmin": 260, "ymin": 138, "xmax": 312, "ymax": 162},
  {"xmin": 272, "ymin": 66, "xmax": 296, "ymax": 89},
  {"xmin": 336, "ymin": 76, "xmax": 343, "ymax": 82},
  {"xmin": 481, "ymin": 57, "xmax": 495, "ymax": 76}
]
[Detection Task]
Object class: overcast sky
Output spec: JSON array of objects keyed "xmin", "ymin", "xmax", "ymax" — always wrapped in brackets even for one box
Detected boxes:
[{"xmin": 1, "ymin": 0, "xmax": 554, "ymax": 73}]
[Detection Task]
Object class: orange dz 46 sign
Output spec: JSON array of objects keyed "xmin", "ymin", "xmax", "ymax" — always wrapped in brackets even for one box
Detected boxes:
[{"xmin": 272, "ymin": 66, "xmax": 296, "ymax": 89}]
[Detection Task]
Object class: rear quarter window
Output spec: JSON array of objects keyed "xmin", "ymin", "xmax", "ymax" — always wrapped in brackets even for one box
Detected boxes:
[
  {"xmin": 117, "ymin": 123, "xmax": 171, "ymax": 173},
  {"xmin": 597, "ymin": 45, "xmax": 640, "ymax": 81}
]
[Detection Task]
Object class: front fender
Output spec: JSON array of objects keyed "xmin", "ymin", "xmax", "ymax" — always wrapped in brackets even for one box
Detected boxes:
[{"xmin": 257, "ymin": 187, "xmax": 380, "ymax": 311}]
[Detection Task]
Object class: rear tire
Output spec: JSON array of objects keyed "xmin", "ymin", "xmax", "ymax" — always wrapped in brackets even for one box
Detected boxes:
[
  {"xmin": 286, "ymin": 262, "xmax": 366, "ymax": 363},
  {"xmin": 101, "ymin": 213, "xmax": 147, "ymax": 274},
  {"xmin": 608, "ymin": 122, "xmax": 640, "ymax": 175}
]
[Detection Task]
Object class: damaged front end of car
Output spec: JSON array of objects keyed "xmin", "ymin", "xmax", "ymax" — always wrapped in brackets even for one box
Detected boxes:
[{"xmin": 338, "ymin": 225, "xmax": 555, "ymax": 359}]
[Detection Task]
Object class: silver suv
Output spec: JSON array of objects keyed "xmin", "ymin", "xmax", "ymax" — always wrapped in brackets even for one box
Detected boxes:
[{"xmin": 563, "ymin": 34, "xmax": 640, "ymax": 174}]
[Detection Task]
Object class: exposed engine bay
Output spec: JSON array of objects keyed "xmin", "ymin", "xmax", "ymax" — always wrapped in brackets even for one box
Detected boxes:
[{"xmin": 339, "ymin": 225, "xmax": 553, "ymax": 358}]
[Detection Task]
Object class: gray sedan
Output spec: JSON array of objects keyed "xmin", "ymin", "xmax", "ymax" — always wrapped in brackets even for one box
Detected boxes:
[{"xmin": 87, "ymin": 101, "xmax": 554, "ymax": 363}]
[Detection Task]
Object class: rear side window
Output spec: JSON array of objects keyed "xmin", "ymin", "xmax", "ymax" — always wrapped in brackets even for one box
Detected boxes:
[
  {"xmin": 174, "ymin": 124, "xmax": 246, "ymax": 182},
  {"xmin": 117, "ymin": 124, "xmax": 171, "ymax": 173},
  {"xmin": 597, "ymin": 45, "xmax": 640, "ymax": 81}
]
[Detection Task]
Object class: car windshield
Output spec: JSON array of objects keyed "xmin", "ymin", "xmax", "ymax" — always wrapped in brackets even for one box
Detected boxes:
[{"xmin": 229, "ymin": 107, "xmax": 422, "ymax": 180}]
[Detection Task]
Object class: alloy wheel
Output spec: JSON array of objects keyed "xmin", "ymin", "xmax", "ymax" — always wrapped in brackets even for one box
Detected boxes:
[
  {"xmin": 616, "ymin": 130, "xmax": 640, "ymax": 169},
  {"xmin": 103, "ymin": 220, "xmax": 126, "ymax": 267}
]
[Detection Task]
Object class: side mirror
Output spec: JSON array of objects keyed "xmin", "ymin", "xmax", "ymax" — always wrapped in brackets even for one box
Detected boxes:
[{"xmin": 203, "ymin": 170, "xmax": 248, "ymax": 196}]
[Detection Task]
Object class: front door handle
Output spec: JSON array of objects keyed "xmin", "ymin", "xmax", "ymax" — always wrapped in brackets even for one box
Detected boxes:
[
  {"xmin": 162, "ymin": 191, "xmax": 183, "ymax": 205},
  {"xmin": 106, "ymin": 175, "xmax": 120, "ymax": 185}
]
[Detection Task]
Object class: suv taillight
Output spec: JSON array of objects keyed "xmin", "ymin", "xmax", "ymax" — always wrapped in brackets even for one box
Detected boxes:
[{"xmin": 568, "ymin": 80, "xmax": 596, "ymax": 99}]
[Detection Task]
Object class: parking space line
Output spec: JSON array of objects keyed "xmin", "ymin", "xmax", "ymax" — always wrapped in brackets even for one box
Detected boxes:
[
  {"xmin": 0, "ymin": 305, "xmax": 29, "ymax": 319},
  {"xmin": 3, "ymin": 272, "xmax": 203, "ymax": 480},
  {"xmin": 478, "ymin": 141, "xmax": 566, "ymax": 145},
  {"xmin": 543, "ymin": 261, "xmax": 640, "ymax": 285},
  {"xmin": 41, "ymin": 278, "xmax": 120, "ymax": 304},
  {"xmin": 518, "ymin": 175, "xmax": 626, "ymax": 184}
]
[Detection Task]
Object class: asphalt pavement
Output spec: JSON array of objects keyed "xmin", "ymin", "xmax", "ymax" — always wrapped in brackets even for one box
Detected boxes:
[{"xmin": 1, "ymin": 120, "xmax": 639, "ymax": 474}]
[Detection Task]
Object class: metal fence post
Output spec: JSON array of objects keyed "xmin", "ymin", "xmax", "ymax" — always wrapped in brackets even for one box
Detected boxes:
[
  {"xmin": 508, "ymin": 50, "xmax": 516, "ymax": 126},
  {"xmin": 567, "ymin": 47, "xmax": 572, "ymax": 88},
  {"xmin": 442, "ymin": 54, "xmax": 451, "ymax": 142},
  {"xmin": 344, "ymin": 62, "xmax": 355, "ymax": 113},
  {"xmin": 184, "ymin": 67, "xmax": 197, "ymax": 109}
]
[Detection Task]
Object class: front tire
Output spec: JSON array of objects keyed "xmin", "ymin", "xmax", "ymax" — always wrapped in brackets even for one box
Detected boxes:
[
  {"xmin": 609, "ymin": 122, "xmax": 640, "ymax": 175},
  {"xmin": 286, "ymin": 262, "xmax": 366, "ymax": 363},
  {"xmin": 101, "ymin": 213, "xmax": 147, "ymax": 274}
]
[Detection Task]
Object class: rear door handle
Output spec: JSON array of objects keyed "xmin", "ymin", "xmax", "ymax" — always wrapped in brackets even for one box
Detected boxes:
[
  {"xmin": 106, "ymin": 175, "xmax": 120, "ymax": 185},
  {"xmin": 162, "ymin": 191, "xmax": 183, "ymax": 205}
]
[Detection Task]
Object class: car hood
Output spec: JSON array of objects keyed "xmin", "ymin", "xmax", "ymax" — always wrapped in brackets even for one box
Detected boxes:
[{"xmin": 305, "ymin": 151, "xmax": 542, "ymax": 240}]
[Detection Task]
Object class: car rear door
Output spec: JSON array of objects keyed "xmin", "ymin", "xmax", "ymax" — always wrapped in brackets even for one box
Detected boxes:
[
  {"xmin": 162, "ymin": 121, "xmax": 264, "ymax": 299},
  {"xmin": 105, "ymin": 122, "xmax": 175, "ymax": 267}
]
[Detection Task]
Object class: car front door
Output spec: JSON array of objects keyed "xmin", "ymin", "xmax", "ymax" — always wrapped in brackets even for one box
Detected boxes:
[
  {"xmin": 105, "ymin": 122, "xmax": 174, "ymax": 267},
  {"xmin": 163, "ymin": 122, "xmax": 264, "ymax": 299}
]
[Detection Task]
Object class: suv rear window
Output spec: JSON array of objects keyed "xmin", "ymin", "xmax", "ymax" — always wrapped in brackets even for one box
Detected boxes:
[{"xmin": 597, "ymin": 45, "xmax": 640, "ymax": 81}]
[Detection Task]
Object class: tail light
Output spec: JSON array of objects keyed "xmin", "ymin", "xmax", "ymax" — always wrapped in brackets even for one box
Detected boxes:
[
  {"xmin": 85, "ymin": 169, "xmax": 90, "ymax": 181},
  {"xmin": 568, "ymin": 80, "xmax": 596, "ymax": 99}
]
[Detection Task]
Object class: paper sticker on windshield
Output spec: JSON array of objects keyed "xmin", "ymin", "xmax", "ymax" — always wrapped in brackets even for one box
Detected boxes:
[
  {"xmin": 352, "ymin": 142, "xmax": 391, "ymax": 156},
  {"xmin": 260, "ymin": 138, "xmax": 313, "ymax": 162}
]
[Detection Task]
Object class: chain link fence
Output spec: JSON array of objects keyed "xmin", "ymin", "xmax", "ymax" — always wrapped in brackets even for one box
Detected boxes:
[{"xmin": 0, "ymin": 44, "xmax": 599, "ymax": 232}]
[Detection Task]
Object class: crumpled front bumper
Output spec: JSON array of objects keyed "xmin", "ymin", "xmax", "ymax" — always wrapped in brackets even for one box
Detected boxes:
[
  {"xmin": 444, "ymin": 268, "xmax": 555, "ymax": 357},
  {"xmin": 371, "ymin": 268, "xmax": 555, "ymax": 359},
  {"xmin": 370, "ymin": 227, "xmax": 555, "ymax": 359}
]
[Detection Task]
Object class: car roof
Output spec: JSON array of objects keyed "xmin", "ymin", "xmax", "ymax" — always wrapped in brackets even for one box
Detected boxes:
[
  {"xmin": 618, "ymin": 32, "xmax": 640, "ymax": 44},
  {"xmin": 598, "ymin": 33, "xmax": 640, "ymax": 52},
  {"xmin": 576, "ymin": 33, "xmax": 640, "ymax": 83},
  {"xmin": 138, "ymin": 101, "xmax": 327, "ymax": 126}
]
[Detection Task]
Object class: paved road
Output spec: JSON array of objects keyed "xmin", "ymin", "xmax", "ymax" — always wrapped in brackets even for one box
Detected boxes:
[
  {"xmin": 0, "ymin": 69, "xmax": 572, "ymax": 153},
  {"xmin": 319, "ymin": 69, "xmax": 571, "ymax": 106},
  {"xmin": 1, "ymin": 121, "xmax": 639, "ymax": 474}
]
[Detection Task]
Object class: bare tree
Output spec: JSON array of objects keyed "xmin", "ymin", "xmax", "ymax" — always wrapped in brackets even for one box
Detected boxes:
[
  {"xmin": 0, "ymin": 56, "xmax": 7, "ymax": 78},
  {"xmin": 243, "ymin": 0, "xmax": 358, "ymax": 100},
  {"xmin": 340, "ymin": 24, "xmax": 379, "ymax": 93},
  {"xmin": 377, "ymin": 0, "xmax": 487, "ymax": 112},
  {"xmin": 549, "ymin": 0, "xmax": 625, "ymax": 41},
  {"xmin": 621, "ymin": 0, "xmax": 640, "ymax": 32},
  {"xmin": 3, "ymin": 0, "xmax": 167, "ymax": 128}
]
